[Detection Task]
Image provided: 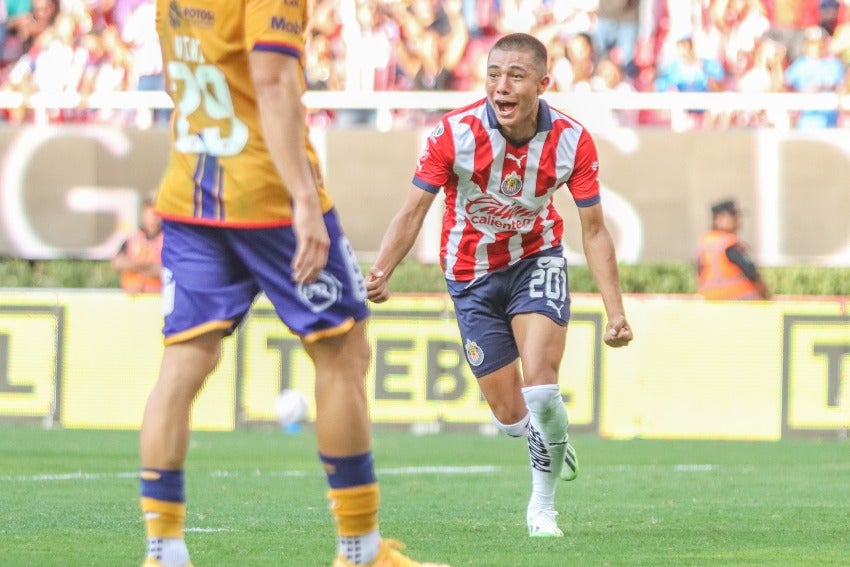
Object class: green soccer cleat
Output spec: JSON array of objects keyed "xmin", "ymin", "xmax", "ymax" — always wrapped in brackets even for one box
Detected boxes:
[{"xmin": 560, "ymin": 441, "xmax": 579, "ymax": 481}]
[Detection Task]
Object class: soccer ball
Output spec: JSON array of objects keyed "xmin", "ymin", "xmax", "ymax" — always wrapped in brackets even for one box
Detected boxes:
[{"xmin": 274, "ymin": 389, "xmax": 308, "ymax": 426}]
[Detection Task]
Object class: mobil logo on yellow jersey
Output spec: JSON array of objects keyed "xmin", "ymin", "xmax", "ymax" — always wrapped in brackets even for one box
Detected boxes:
[{"xmin": 270, "ymin": 16, "xmax": 302, "ymax": 34}]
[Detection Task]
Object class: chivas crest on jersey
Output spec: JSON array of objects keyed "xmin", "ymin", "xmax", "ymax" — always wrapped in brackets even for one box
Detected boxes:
[
  {"xmin": 500, "ymin": 171, "xmax": 523, "ymax": 196},
  {"xmin": 465, "ymin": 338, "xmax": 485, "ymax": 367}
]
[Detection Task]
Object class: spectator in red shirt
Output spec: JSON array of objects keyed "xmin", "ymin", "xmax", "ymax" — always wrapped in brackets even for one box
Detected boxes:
[{"xmin": 765, "ymin": 0, "xmax": 821, "ymax": 61}]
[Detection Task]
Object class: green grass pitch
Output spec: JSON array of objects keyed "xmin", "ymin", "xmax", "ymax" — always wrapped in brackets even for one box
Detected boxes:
[{"xmin": 1, "ymin": 426, "xmax": 848, "ymax": 566}]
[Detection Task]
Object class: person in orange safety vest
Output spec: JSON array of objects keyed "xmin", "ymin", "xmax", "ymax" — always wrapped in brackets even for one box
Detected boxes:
[
  {"xmin": 695, "ymin": 199, "xmax": 769, "ymax": 300},
  {"xmin": 112, "ymin": 193, "xmax": 163, "ymax": 294}
]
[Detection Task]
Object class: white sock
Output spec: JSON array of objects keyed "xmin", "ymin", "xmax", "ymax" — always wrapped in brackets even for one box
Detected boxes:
[
  {"xmin": 338, "ymin": 529, "xmax": 381, "ymax": 565},
  {"xmin": 491, "ymin": 412, "xmax": 530, "ymax": 437},
  {"xmin": 146, "ymin": 537, "xmax": 190, "ymax": 567},
  {"xmin": 522, "ymin": 384, "xmax": 569, "ymax": 510}
]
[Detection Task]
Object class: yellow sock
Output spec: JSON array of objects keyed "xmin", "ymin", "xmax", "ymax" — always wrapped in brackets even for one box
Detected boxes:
[
  {"xmin": 140, "ymin": 468, "xmax": 186, "ymax": 539},
  {"xmin": 328, "ymin": 483, "xmax": 380, "ymax": 537},
  {"xmin": 141, "ymin": 497, "xmax": 186, "ymax": 539}
]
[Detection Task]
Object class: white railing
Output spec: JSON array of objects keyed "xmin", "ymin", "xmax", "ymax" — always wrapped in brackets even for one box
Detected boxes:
[
  {"xmin": 1, "ymin": 90, "xmax": 848, "ymax": 113},
  {"xmin": 307, "ymin": 90, "xmax": 850, "ymax": 112}
]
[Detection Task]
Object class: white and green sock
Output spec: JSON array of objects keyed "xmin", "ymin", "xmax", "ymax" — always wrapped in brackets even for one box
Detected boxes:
[{"xmin": 522, "ymin": 384, "xmax": 569, "ymax": 511}]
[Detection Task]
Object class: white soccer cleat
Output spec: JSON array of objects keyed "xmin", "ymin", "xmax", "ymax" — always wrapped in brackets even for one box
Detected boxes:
[{"xmin": 527, "ymin": 508, "xmax": 564, "ymax": 538}]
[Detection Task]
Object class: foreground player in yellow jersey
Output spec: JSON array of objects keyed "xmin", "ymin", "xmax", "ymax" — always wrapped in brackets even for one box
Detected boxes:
[{"xmin": 140, "ymin": 2, "xmax": 448, "ymax": 566}]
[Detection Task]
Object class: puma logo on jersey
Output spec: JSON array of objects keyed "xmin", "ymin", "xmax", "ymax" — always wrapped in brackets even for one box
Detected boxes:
[{"xmin": 505, "ymin": 153, "xmax": 526, "ymax": 167}]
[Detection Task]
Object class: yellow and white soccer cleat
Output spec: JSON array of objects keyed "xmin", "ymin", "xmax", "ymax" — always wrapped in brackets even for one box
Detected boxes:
[
  {"xmin": 142, "ymin": 555, "xmax": 194, "ymax": 567},
  {"xmin": 141, "ymin": 557, "xmax": 193, "ymax": 567},
  {"xmin": 332, "ymin": 539, "xmax": 450, "ymax": 567}
]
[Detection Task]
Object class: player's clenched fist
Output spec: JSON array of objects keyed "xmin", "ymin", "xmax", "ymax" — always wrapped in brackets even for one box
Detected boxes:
[
  {"xmin": 604, "ymin": 314, "xmax": 633, "ymax": 347},
  {"xmin": 365, "ymin": 267, "xmax": 390, "ymax": 303}
]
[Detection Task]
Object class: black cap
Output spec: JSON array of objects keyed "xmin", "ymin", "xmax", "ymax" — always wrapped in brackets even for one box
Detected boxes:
[{"xmin": 711, "ymin": 199, "xmax": 739, "ymax": 216}]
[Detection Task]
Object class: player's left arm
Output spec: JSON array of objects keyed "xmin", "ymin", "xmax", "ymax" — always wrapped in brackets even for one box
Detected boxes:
[
  {"xmin": 567, "ymin": 128, "xmax": 632, "ymax": 347},
  {"xmin": 248, "ymin": 50, "xmax": 329, "ymax": 284},
  {"xmin": 577, "ymin": 203, "xmax": 633, "ymax": 347}
]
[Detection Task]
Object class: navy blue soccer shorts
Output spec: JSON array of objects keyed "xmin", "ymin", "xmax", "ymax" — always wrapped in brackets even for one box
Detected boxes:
[
  {"xmin": 446, "ymin": 251, "xmax": 570, "ymax": 378},
  {"xmin": 160, "ymin": 209, "xmax": 369, "ymax": 345}
]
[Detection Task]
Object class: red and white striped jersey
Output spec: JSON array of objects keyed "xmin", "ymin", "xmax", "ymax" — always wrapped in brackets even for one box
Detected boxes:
[{"xmin": 413, "ymin": 98, "xmax": 601, "ymax": 282}]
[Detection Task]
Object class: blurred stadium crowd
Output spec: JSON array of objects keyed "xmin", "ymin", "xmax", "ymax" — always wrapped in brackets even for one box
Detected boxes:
[{"xmin": 0, "ymin": 0, "xmax": 848, "ymax": 129}]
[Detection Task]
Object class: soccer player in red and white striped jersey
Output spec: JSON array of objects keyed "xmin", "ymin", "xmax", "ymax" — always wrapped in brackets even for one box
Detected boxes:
[
  {"xmin": 366, "ymin": 32, "xmax": 633, "ymax": 538},
  {"xmin": 412, "ymin": 84, "xmax": 600, "ymax": 282}
]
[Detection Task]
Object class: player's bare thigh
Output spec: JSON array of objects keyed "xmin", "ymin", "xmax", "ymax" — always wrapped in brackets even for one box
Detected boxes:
[
  {"xmin": 511, "ymin": 312, "xmax": 567, "ymax": 386},
  {"xmin": 158, "ymin": 329, "xmax": 225, "ymax": 390},
  {"xmin": 302, "ymin": 318, "xmax": 371, "ymax": 382},
  {"xmin": 302, "ymin": 319, "xmax": 372, "ymax": 456},
  {"xmin": 477, "ymin": 314, "xmax": 566, "ymax": 424}
]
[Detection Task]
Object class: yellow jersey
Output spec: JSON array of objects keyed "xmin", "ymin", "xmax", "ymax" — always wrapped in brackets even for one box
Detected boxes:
[{"xmin": 155, "ymin": 0, "xmax": 332, "ymax": 227}]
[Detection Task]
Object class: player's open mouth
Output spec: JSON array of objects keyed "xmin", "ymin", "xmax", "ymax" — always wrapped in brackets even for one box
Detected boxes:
[{"xmin": 495, "ymin": 101, "xmax": 517, "ymax": 117}]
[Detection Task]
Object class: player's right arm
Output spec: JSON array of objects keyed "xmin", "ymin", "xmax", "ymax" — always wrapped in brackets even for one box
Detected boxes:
[
  {"xmin": 248, "ymin": 51, "xmax": 329, "ymax": 284},
  {"xmin": 365, "ymin": 187, "xmax": 436, "ymax": 303}
]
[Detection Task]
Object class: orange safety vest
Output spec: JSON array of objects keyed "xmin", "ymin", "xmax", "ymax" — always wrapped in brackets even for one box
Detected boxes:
[
  {"xmin": 120, "ymin": 229, "xmax": 163, "ymax": 294},
  {"xmin": 696, "ymin": 230, "xmax": 761, "ymax": 300}
]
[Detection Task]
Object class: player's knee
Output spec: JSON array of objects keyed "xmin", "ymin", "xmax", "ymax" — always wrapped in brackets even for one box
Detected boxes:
[
  {"xmin": 520, "ymin": 361, "xmax": 560, "ymax": 385},
  {"xmin": 490, "ymin": 396, "xmax": 530, "ymax": 429}
]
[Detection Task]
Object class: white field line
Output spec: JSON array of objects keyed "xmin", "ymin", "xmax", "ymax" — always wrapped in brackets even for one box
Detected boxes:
[
  {"xmin": 0, "ymin": 465, "xmax": 502, "ymax": 482},
  {"xmin": 672, "ymin": 464, "xmax": 717, "ymax": 472},
  {"xmin": 605, "ymin": 464, "xmax": 720, "ymax": 472},
  {"xmin": 0, "ymin": 464, "xmax": 726, "ymax": 483},
  {"xmin": 0, "ymin": 471, "xmax": 139, "ymax": 481},
  {"xmin": 378, "ymin": 465, "xmax": 499, "ymax": 475}
]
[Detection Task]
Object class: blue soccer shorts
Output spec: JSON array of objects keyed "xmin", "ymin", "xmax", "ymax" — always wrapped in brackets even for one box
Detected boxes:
[
  {"xmin": 160, "ymin": 209, "xmax": 369, "ymax": 345},
  {"xmin": 445, "ymin": 251, "xmax": 570, "ymax": 378}
]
